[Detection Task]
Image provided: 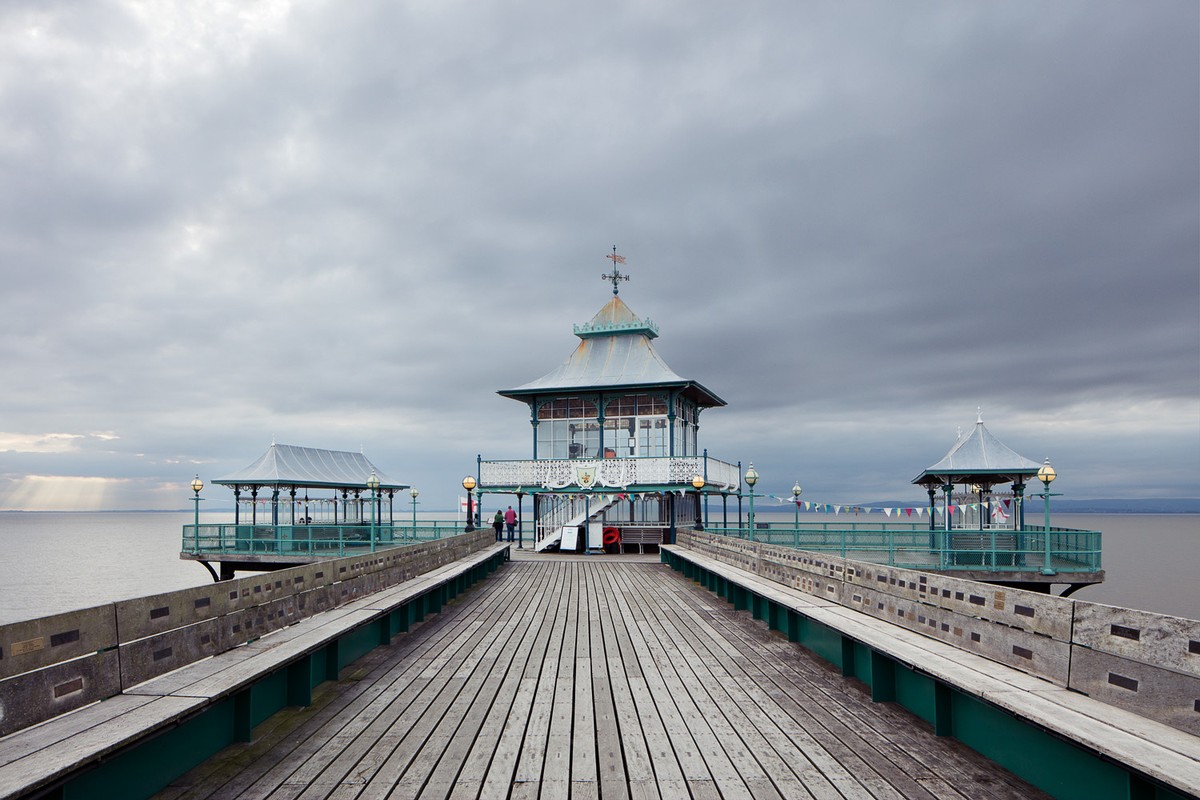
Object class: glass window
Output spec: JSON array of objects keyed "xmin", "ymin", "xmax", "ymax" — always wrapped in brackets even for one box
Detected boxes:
[
  {"xmin": 605, "ymin": 417, "xmax": 636, "ymax": 457},
  {"xmin": 607, "ymin": 394, "xmax": 667, "ymax": 418},
  {"xmin": 639, "ymin": 418, "xmax": 668, "ymax": 457},
  {"xmin": 535, "ymin": 418, "xmax": 600, "ymax": 458},
  {"xmin": 641, "ymin": 395, "xmax": 668, "ymax": 415},
  {"xmin": 538, "ymin": 398, "xmax": 598, "ymax": 420}
]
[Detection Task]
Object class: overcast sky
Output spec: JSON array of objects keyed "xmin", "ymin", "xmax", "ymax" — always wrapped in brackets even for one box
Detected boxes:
[{"xmin": 0, "ymin": 1, "xmax": 1196, "ymax": 512}]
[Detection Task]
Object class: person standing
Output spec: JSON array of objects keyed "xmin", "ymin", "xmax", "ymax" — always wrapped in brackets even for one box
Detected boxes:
[
  {"xmin": 504, "ymin": 505, "xmax": 517, "ymax": 541},
  {"xmin": 492, "ymin": 509, "xmax": 504, "ymax": 541}
]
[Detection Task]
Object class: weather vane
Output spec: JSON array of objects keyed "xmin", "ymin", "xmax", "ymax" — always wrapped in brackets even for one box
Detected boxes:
[{"xmin": 601, "ymin": 246, "xmax": 629, "ymax": 295}]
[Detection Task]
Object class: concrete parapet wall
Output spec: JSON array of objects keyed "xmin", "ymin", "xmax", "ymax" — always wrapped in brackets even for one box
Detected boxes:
[
  {"xmin": 0, "ymin": 528, "xmax": 493, "ymax": 736},
  {"xmin": 677, "ymin": 529, "xmax": 1200, "ymax": 735}
]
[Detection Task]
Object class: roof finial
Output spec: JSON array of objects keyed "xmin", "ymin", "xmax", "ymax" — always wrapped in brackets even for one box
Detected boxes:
[
  {"xmin": 602, "ymin": 246, "xmax": 629, "ymax": 295},
  {"xmin": 977, "ymin": 407, "xmax": 983, "ymax": 424}
]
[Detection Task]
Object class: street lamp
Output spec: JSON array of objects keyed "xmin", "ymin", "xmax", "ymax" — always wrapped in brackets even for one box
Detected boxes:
[
  {"xmin": 691, "ymin": 475, "xmax": 705, "ymax": 530},
  {"xmin": 462, "ymin": 475, "xmax": 477, "ymax": 532},
  {"xmin": 1037, "ymin": 458, "xmax": 1058, "ymax": 576},
  {"xmin": 516, "ymin": 489, "xmax": 525, "ymax": 549},
  {"xmin": 190, "ymin": 475, "xmax": 204, "ymax": 552},
  {"xmin": 409, "ymin": 487, "xmax": 419, "ymax": 543},
  {"xmin": 791, "ymin": 481, "xmax": 803, "ymax": 531},
  {"xmin": 744, "ymin": 463, "xmax": 759, "ymax": 541},
  {"xmin": 367, "ymin": 472, "xmax": 380, "ymax": 552}
]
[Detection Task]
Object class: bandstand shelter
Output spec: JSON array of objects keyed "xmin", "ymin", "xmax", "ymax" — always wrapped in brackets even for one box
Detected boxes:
[
  {"xmin": 478, "ymin": 269, "xmax": 741, "ymax": 551},
  {"xmin": 912, "ymin": 417, "xmax": 1043, "ymax": 531},
  {"xmin": 214, "ymin": 443, "xmax": 409, "ymax": 527}
]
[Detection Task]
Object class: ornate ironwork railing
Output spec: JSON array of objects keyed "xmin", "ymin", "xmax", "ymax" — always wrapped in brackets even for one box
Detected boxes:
[
  {"xmin": 478, "ymin": 455, "xmax": 741, "ymax": 491},
  {"xmin": 181, "ymin": 523, "xmax": 464, "ymax": 558},
  {"xmin": 703, "ymin": 523, "xmax": 1102, "ymax": 573}
]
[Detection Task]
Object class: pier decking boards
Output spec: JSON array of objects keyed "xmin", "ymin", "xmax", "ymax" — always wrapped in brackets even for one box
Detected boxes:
[{"xmin": 156, "ymin": 555, "xmax": 1045, "ymax": 800}]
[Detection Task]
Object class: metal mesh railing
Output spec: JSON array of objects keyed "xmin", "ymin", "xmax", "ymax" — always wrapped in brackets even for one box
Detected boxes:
[
  {"xmin": 703, "ymin": 524, "xmax": 1101, "ymax": 573},
  {"xmin": 181, "ymin": 522, "xmax": 467, "ymax": 557}
]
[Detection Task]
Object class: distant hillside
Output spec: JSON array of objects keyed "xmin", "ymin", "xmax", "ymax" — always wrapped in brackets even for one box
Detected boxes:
[
  {"xmin": 1044, "ymin": 498, "xmax": 1200, "ymax": 514},
  {"xmin": 865, "ymin": 498, "xmax": 1200, "ymax": 514}
]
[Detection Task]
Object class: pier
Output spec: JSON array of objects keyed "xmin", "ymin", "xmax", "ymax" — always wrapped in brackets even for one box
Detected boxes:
[
  {"xmin": 1, "ymin": 533, "xmax": 1196, "ymax": 800},
  {"xmin": 2, "ymin": 275, "xmax": 1191, "ymax": 799},
  {"xmin": 154, "ymin": 551, "xmax": 1048, "ymax": 799}
]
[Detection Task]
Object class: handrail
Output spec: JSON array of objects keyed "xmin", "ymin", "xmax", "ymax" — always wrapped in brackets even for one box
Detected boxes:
[
  {"xmin": 701, "ymin": 524, "xmax": 1102, "ymax": 573},
  {"xmin": 181, "ymin": 522, "xmax": 464, "ymax": 558}
]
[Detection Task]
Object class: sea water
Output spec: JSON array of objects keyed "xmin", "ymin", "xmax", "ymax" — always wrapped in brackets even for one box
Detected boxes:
[{"xmin": 0, "ymin": 511, "xmax": 1194, "ymax": 624}]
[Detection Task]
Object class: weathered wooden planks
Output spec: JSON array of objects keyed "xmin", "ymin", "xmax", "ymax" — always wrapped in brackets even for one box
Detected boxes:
[{"xmin": 155, "ymin": 557, "xmax": 1047, "ymax": 800}]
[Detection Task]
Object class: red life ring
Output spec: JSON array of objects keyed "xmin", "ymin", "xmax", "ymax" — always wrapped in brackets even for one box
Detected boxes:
[{"xmin": 602, "ymin": 527, "xmax": 620, "ymax": 547}]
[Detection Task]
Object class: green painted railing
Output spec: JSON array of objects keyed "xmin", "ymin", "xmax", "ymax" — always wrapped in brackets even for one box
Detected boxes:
[
  {"xmin": 181, "ymin": 522, "xmax": 469, "ymax": 558},
  {"xmin": 702, "ymin": 524, "xmax": 1102, "ymax": 573}
]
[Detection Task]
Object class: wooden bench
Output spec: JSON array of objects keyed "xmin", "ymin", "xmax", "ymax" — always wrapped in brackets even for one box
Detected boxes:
[
  {"xmin": 0, "ymin": 543, "xmax": 509, "ymax": 800},
  {"xmin": 662, "ymin": 542, "xmax": 1200, "ymax": 800}
]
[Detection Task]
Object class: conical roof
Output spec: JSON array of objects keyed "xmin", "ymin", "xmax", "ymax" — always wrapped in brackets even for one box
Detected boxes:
[
  {"xmin": 215, "ymin": 443, "xmax": 407, "ymax": 490},
  {"xmin": 499, "ymin": 296, "xmax": 725, "ymax": 407},
  {"xmin": 912, "ymin": 418, "xmax": 1043, "ymax": 487}
]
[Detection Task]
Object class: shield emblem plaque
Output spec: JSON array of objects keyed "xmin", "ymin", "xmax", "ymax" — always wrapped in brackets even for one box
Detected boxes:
[{"xmin": 575, "ymin": 464, "xmax": 597, "ymax": 489}]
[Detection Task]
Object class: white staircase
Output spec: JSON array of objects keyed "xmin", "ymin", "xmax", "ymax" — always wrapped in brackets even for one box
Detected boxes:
[{"xmin": 535, "ymin": 495, "xmax": 621, "ymax": 552}]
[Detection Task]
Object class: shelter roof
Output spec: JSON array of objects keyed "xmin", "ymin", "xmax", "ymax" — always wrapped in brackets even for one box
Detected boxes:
[
  {"xmin": 498, "ymin": 296, "xmax": 725, "ymax": 407},
  {"xmin": 912, "ymin": 418, "xmax": 1043, "ymax": 487},
  {"xmin": 214, "ymin": 443, "xmax": 407, "ymax": 491}
]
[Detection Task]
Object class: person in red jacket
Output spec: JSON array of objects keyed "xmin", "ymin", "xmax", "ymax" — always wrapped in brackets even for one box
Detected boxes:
[{"xmin": 504, "ymin": 506, "xmax": 517, "ymax": 541}]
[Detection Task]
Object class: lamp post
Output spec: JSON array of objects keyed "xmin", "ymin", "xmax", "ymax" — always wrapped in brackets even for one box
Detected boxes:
[
  {"xmin": 367, "ymin": 472, "xmax": 380, "ymax": 553},
  {"xmin": 409, "ymin": 487, "xmax": 419, "ymax": 543},
  {"xmin": 744, "ymin": 463, "xmax": 759, "ymax": 541},
  {"xmin": 1037, "ymin": 458, "xmax": 1058, "ymax": 576},
  {"xmin": 516, "ymin": 489, "xmax": 525, "ymax": 549},
  {"xmin": 190, "ymin": 475, "xmax": 204, "ymax": 552},
  {"xmin": 462, "ymin": 475, "xmax": 477, "ymax": 532},
  {"xmin": 691, "ymin": 475, "xmax": 705, "ymax": 530},
  {"xmin": 791, "ymin": 482, "xmax": 803, "ymax": 531}
]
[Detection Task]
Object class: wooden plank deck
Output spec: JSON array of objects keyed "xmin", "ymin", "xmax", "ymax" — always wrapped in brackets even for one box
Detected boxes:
[{"xmin": 154, "ymin": 556, "xmax": 1047, "ymax": 800}]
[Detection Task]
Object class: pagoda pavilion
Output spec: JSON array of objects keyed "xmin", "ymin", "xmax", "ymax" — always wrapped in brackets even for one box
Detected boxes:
[
  {"xmin": 182, "ymin": 443, "xmax": 410, "ymax": 579},
  {"xmin": 912, "ymin": 414, "xmax": 1043, "ymax": 532},
  {"xmin": 912, "ymin": 415, "xmax": 1103, "ymax": 594},
  {"xmin": 477, "ymin": 263, "xmax": 741, "ymax": 552}
]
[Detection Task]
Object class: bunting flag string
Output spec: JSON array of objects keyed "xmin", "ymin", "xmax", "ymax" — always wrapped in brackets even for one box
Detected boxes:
[{"xmin": 760, "ymin": 493, "xmax": 1020, "ymax": 520}]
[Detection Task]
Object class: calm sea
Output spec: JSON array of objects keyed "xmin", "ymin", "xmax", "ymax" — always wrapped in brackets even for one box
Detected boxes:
[{"xmin": 0, "ymin": 511, "xmax": 1194, "ymax": 625}]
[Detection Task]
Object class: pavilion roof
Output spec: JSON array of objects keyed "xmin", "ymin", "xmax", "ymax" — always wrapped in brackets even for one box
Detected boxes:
[
  {"xmin": 912, "ymin": 418, "xmax": 1043, "ymax": 487},
  {"xmin": 214, "ymin": 444, "xmax": 407, "ymax": 491},
  {"xmin": 498, "ymin": 296, "xmax": 726, "ymax": 407}
]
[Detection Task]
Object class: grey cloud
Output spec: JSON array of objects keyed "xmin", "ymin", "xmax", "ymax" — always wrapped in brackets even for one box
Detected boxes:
[{"xmin": 0, "ymin": 1, "xmax": 1195, "ymax": 509}]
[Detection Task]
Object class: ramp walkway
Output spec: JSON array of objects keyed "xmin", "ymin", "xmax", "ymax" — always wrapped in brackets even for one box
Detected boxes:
[{"xmin": 154, "ymin": 554, "xmax": 1045, "ymax": 800}]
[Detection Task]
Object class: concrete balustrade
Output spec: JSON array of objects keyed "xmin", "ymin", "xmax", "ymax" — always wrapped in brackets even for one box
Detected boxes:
[
  {"xmin": 675, "ymin": 529, "xmax": 1199, "ymax": 735},
  {"xmin": 0, "ymin": 528, "xmax": 495, "ymax": 737}
]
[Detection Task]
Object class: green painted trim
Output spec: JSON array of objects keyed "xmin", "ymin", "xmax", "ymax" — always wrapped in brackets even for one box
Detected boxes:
[
  {"xmin": 870, "ymin": 650, "xmax": 896, "ymax": 703},
  {"xmin": 338, "ymin": 620, "xmax": 383, "ymax": 670},
  {"xmin": 498, "ymin": 380, "xmax": 727, "ymax": 409},
  {"xmin": 248, "ymin": 669, "xmax": 289, "ymax": 731},
  {"xmin": 949, "ymin": 689, "xmax": 1130, "ymax": 800},
  {"xmin": 895, "ymin": 666, "xmax": 937, "ymax": 727},
  {"xmin": 287, "ymin": 657, "xmax": 312, "ymax": 707},
  {"xmin": 65, "ymin": 698, "xmax": 236, "ymax": 800}
]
